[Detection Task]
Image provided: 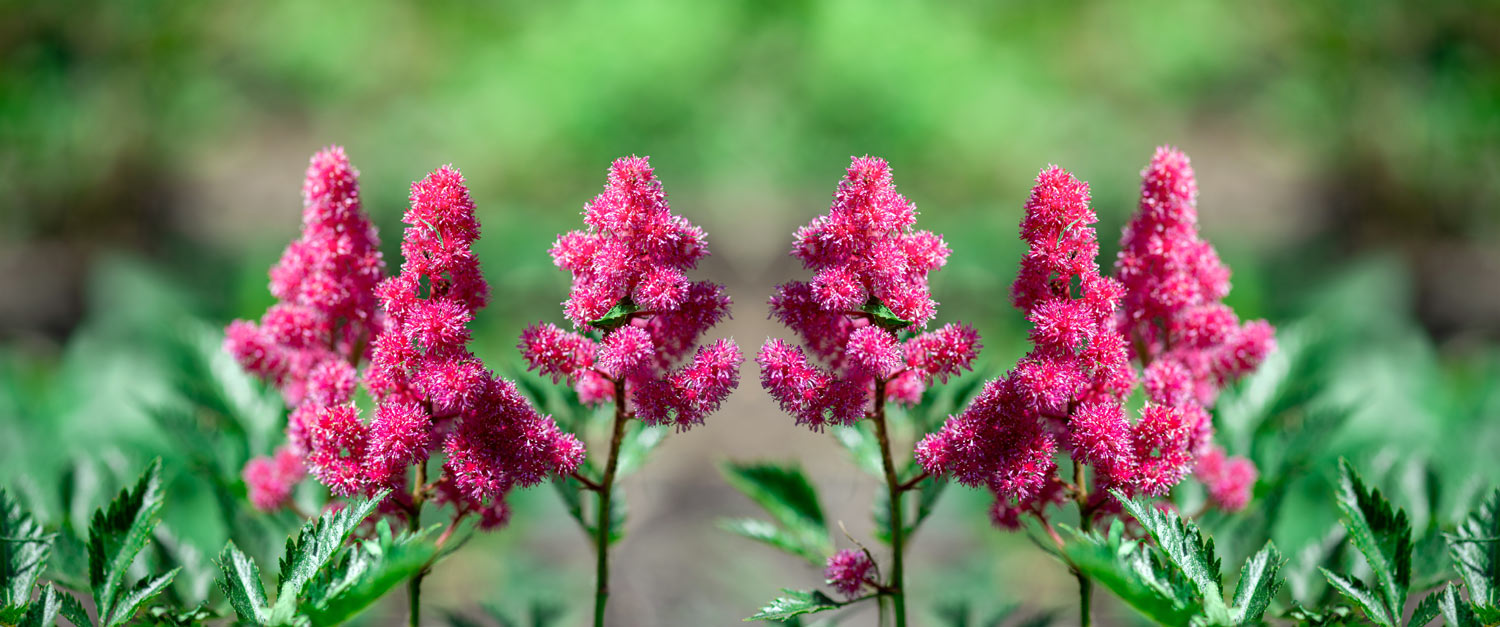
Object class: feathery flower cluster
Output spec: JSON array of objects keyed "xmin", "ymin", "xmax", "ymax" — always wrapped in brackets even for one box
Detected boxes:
[
  {"xmin": 521, "ymin": 156, "xmax": 742, "ymax": 431},
  {"xmin": 224, "ymin": 147, "xmax": 384, "ymax": 511},
  {"xmin": 294, "ymin": 165, "xmax": 583, "ymax": 528},
  {"xmin": 824, "ymin": 549, "xmax": 876, "ymax": 599},
  {"xmin": 1115, "ymin": 147, "xmax": 1273, "ymax": 510},
  {"xmin": 758, "ymin": 157, "xmax": 981, "ymax": 431},
  {"xmin": 242, "ymin": 446, "xmax": 306, "ymax": 511},
  {"xmin": 916, "ymin": 150, "xmax": 1276, "ymax": 527}
]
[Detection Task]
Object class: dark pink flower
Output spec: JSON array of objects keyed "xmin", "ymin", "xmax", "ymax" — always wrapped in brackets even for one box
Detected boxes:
[
  {"xmin": 243, "ymin": 446, "xmax": 306, "ymax": 512},
  {"xmin": 824, "ymin": 549, "xmax": 875, "ymax": 598},
  {"xmin": 1196, "ymin": 445, "xmax": 1258, "ymax": 511}
]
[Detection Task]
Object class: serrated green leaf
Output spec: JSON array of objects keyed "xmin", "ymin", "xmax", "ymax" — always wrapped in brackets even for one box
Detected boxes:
[
  {"xmin": 1321, "ymin": 568, "xmax": 1394, "ymax": 626},
  {"xmin": 1438, "ymin": 585, "xmax": 1480, "ymax": 627},
  {"xmin": 143, "ymin": 603, "xmax": 216, "ymax": 626},
  {"xmin": 103, "ymin": 568, "xmax": 179, "ymax": 626},
  {"xmin": 1230, "ymin": 541, "xmax": 1283, "ymax": 625},
  {"xmin": 2, "ymin": 488, "xmax": 54, "ymax": 620},
  {"xmin": 719, "ymin": 518, "xmax": 823, "ymax": 566},
  {"xmin": 1118, "ymin": 493, "xmax": 1229, "ymax": 623},
  {"xmin": 302, "ymin": 524, "xmax": 437, "ymax": 626},
  {"xmin": 1447, "ymin": 488, "xmax": 1499, "ymax": 613},
  {"xmin": 721, "ymin": 463, "xmax": 832, "ymax": 558},
  {"xmin": 19, "ymin": 584, "xmax": 61, "ymax": 627},
  {"xmin": 860, "ymin": 296, "xmax": 912, "ymax": 332},
  {"xmin": 590, "ymin": 297, "xmax": 641, "ymax": 331},
  {"xmin": 56, "ymin": 588, "xmax": 90, "ymax": 627},
  {"xmin": 1408, "ymin": 589, "xmax": 1441, "ymax": 627},
  {"xmin": 270, "ymin": 491, "xmax": 386, "ymax": 622},
  {"xmin": 1282, "ymin": 602, "xmax": 1352, "ymax": 626},
  {"xmin": 1334, "ymin": 459, "xmax": 1411, "ymax": 619},
  {"xmin": 215, "ymin": 540, "xmax": 269, "ymax": 624},
  {"xmin": 87, "ymin": 459, "xmax": 166, "ymax": 624},
  {"xmin": 1063, "ymin": 526, "xmax": 1197, "ymax": 626},
  {"xmin": 745, "ymin": 588, "xmax": 842, "ymax": 622}
]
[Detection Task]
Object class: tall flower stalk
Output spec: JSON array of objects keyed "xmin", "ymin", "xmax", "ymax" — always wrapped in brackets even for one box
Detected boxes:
[
  {"xmin": 521, "ymin": 156, "xmax": 742, "ymax": 626},
  {"xmin": 228, "ymin": 151, "xmax": 585, "ymax": 627},
  {"xmin": 915, "ymin": 149, "xmax": 1275, "ymax": 625},
  {"xmin": 757, "ymin": 157, "xmax": 981, "ymax": 627}
]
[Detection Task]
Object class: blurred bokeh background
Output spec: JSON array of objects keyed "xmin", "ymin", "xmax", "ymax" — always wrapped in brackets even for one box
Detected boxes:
[{"xmin": 2, "ymin": 1, "xmax": 1498, "ymax": 625}]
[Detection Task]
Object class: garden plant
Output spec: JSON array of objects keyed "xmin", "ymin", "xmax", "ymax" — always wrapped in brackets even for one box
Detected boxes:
[{"xmin": 1, "ymin": 147, "xmax": 1498, "ymax": 627}]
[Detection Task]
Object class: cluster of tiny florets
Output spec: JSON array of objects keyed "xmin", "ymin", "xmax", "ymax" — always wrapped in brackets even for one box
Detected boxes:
[
  {"xmin": 916, "ymin": 151, "xmax": 1274, "ymax": 526},
  {"xmin": 758, "ymin": 157, "xmax": 981, "ymax": 431},
  {"xmin": 521, "ymin": 156, "xmax": 742, "ymax": 431},
  {"xmin": 1114, "ymin": 147, "xmax": 1274, "ymax": 511},
  {"xmin": 824, "ymin": 549, "xmax": 876, "ymax": 599},
  {"xmin": 231, "ymin": 153, "xmax": 584, "ymax": 527},
  {"xmin": 225, "ymin": 147, "xmax": 384, "ymax": 511}
]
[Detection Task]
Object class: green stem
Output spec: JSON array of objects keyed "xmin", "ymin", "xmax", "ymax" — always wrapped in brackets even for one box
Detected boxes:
[
  {"xmin": 871, "ymin": 379, "xmax": 906, "ymax": 627},
  {"xmin": 408, "ymin": 461, "xmax": 427, "ymax": 627},
  {"xmin": 592, "ymin": 378, "xmax": 629, "ymax": 627},
  {"xmin": 1073, "ymin": 459, "xmax": 1094, "ymax": 627}
]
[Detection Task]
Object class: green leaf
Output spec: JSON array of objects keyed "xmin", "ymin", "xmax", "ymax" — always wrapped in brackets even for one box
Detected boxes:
[
  {"xmin": 1446, "ymin": 488, "xmax": 1499, "ymax": 613},
  {"xmin": 860, "ymin": 296, "xmax": 912, "ymax": 332},
  {"xmin": 831, "ymin": 423, "xmax": 883, "ymax": 477},
  {"xmin": 1437, "ymin": 585, "xmax": 1480, "ymax": 627},
  {"xmin": 1117, "ymin": 493, "xmax": 1230, "ymax": 624},
  {"xmin": 143, "ymin": 604, "xmax": 216, "ymax": 626},
  {"xmin": 719, "ymin": 518, "xmax": 824, "ymax": 567},
  {"xmin": 1063, "ymin": 521, "xmax": 1197, "ymax": 626},
  {"xmin": 103, "ymin": 568, "xmax": 179, "ymax": 627},
  {"xmin": 1333, "ymin": 459, "xmax": 1412, "ymax": 619},
  {"xmin": 590, "ymin": 297, "xmax": 641, "ymax": 331},
  {"xmin": 1320, "ymin": 568, "xmax": 1394, "ymax": 626},
  {"xmin": 87, "ymin": 459, "xmax": 167, "ymax": 625},
  {"xmin": 56, "ymin": 589, "xmax": 90, "ymax": 627},
  {"xmin": 19, "ymin": 585, "xmax": 61, "ymax": 627},
  {"xmin": 301, "ymin": 520, "xmax": 437, "ymax": 625},
  {"xmin": 552, "ymin": 477, "xmax": 588, "ymax": 532},
  {"xmin": 2, "ymin": 488, "xmax": 54, "ymax": 620},
  {"xmin": 720, "ymin": 463, "xmax": 832, "ymax": 559},
  {"xmin": 215, "ymin": 541, "xmax": 269, "ymax": 624},
  {"xmin": 1230, "ymin": 541, "xmax": 1283, "ymax": 625},
  {"xmin": 606, "ymin": 487, "xmax": 627, "ymax": 546},
  {"xmin": 616, "ymin": 423, "xmax": 667, "ymax": 478},
  {"xmin": 1408, "ymin": 589, "xmax": 1441, "ymax": 627},
  {"xmin": 744, "ymin": 589, "xmax": 842, "ymax": 622},
  {"xmin": 269, "ymin": 491, "xmax": 386, "ymax": 622}
]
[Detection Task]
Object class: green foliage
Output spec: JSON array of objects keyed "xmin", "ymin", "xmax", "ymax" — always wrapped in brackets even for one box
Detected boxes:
[
  {"xmin": 85, "ymin": 459, "xmax": 180, "ymax": 626},
  {"xmin": 1067, "ymin": 496, "xmax": 1283, "ymax": 626},
  {"xmin": 874, "ymin": 477, "xmax": 948, "ymax": 544},
  {"xmin": 718, "ymin": 462, "xmax": 833, "ymax": 566},
  {"xmin": 2, "ymin": 488, "xmax": 54, "ymax": 622},
  {"xmin": 1446, "ymin": 489, "xmax": 1500, "ymax": 619},
  {"xmin": 590, "ymin": 297, "xmax": 641, "ymax": 331},
  {"xmin": 1319, "ymin": 460, "xmax": 1415, "ymax": 626},
  {"xmin": 745, "ymin": 588, "xmax": 843, "ymax": 622},
  {"xmin": 214, "ymin": 490, "xmax": 425, "ymax": 626},
  {"xmin": 860, "ymin": 296, "xmax": 912, "ymax": 332}
]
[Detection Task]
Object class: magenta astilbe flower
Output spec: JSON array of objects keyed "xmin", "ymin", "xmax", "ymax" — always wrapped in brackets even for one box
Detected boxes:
[
  {"xmin": 789, "ymin": 157, "xmax": 948, "ymax": 327},
  {"xmin": 224, "ymin": 147, "xmax": 385, "ymax": 408},
  {"xmin": 1114, "ymin": 146, "xmax": 1276, "ymax": 507},
  {"xmin": 293, "ymin": 165, "xmax": 583, "ymax": 523},
  {"xmin": 824, "ymin": 549, "xmax": 876, "ymax": 598},
  {"xmin": 1195, "ymin": 445, "xmax": 1257, "ymax": 511},
  {"xmin": 760, "ymin": 157, "xmax": 980, "ymax": 432},
  {"xmin": 1116, "ymin": 147, "xmax": 1276, "ymax": 408},
  {"xmin": 243, "ymin": 446, "xmax": 306, "ymax": 511},
  {"xmin": 525, "ymin": 155, "xmax": 742, "ymax": 432}
]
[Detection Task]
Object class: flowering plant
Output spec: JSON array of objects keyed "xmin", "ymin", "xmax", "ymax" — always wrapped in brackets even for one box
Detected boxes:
[
  {"xmin": 914, "ymin": 148, "xmax": 1275, "ymax": 624},
  {"xmin": 225, "ymin": 148, "xmax": 583, "ymax": 625},
  {"xmin": 520, "ymin": 156, "xmax": 742, "ymax": 626},
  {"xmin": 739, "ymin": 156, "xmax": 981, "ymax": 626}
]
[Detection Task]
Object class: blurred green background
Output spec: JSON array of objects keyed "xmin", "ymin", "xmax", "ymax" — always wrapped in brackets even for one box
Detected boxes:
[{"xmin": 2, "ymin": 1, "xmax": 1498, "ymax": 625}]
